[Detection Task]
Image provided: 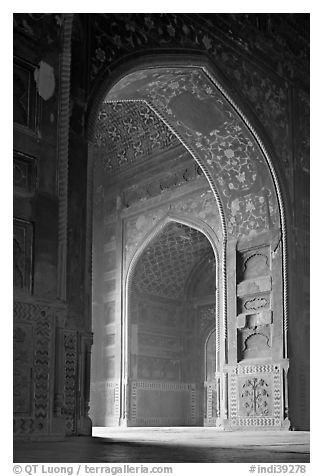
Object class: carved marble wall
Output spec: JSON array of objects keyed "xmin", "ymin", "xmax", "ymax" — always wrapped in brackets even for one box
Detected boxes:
[
  {"xmin": 128, "ymin": 293, "xmax": 193, "ymax": 426},
  {"xmin": 85, "ymin": 15, "xmax": 309, "ymax": 429},
  {"xmin": 126, "ymin": 218, "xmax": 219, "ymax": 427},
  {"xmin": 13, "ymin": 219, "xmax": 33, "ymax": 294},
  {"xmin": 90, "ymin": 85, "xmax": 290, "ymax": 429},
  {"xmin": 13, "ymin": 13, "xmax": 309, "ymax": 436},
  {"xmin": 189, "ymin": 258, "xmax": 218, "ymax": 426},
  {"xmin": 127, "ymin": 276, "xmax": 216, "ymax": 425},
  {"xmin": 13, "ymin": 15, "xmax": 93, "ymax": 439},
  {"xmin": 236, "ymin": 245, "xmax": 273, "ymax": 362},
  {"xmin": 227, "ymin": 363, "xmax": 287, "ymax": 428},
  {"xmin": 14, "ymin": 302, "xmax": 55, "ymax": 437},
  {"xmin": 82, "ymin": 14, "xmax": 308, "ymax": 431}
]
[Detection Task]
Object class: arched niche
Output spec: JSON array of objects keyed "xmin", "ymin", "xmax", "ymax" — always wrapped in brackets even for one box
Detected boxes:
[{"xmin": 125, "ymin": 219, "xmax": 218, "ymax": 426}]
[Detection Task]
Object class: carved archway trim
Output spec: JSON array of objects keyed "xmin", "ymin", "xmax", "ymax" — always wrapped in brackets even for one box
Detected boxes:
[
  {"xmin": 201, "ymin": 63, "xmax": 288, "ymax": 358},
  {"xmin": 204, "ymin": 327, "xmax": 217, "ymax": 379},
  {"xmin": 57, "ymin": 13, "xmax": 74, "ymax": 302}
]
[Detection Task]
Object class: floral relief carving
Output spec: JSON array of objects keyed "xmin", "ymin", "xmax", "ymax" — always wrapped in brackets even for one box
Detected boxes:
[
  {"xmin": 241, "ymin": 377, "xmax": 270, "ymax": 417},
  {"xmin": 89, "ymin": 14, "xmax": 308, "ymax": 90},
  {"xmin": 237, "ymin": 63, "xmax": 291, "ymax": 178},
  {"xmin": 14, "ymin": 13, "xmax": 63, "ymax": 42},
  {"xmin": 88, "ymin": 13, "xmax": 308, "ymax": 206}
]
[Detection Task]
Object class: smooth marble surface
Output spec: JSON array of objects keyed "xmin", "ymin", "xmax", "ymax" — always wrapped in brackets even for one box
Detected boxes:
[{"xmin": 13, "ymin": 427, "xmax": 310, "ymax": 463}]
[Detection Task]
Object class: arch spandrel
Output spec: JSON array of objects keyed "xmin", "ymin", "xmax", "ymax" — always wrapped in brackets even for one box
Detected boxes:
[{"xmin": 105, "ymin": 67, "xmax": 280, "ymax": 238}]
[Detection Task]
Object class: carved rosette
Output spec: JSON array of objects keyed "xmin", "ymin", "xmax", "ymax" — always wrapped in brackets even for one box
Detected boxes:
[
  {"xmin": 228, "ymin": 364, "xmax": 283, "ymax": 427},
  {"xmin": 13, "ymin": 302, "xmax": 53, "ymax": 436}
]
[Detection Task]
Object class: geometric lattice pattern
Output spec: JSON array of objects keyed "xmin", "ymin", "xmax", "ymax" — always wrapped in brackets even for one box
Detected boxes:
[
  {"xmin": 64, "ymin": 331, "xmax": 78, "ymax": 435},
  {"xmin": 133, "ymin": 222, "xmax": 212, "ymax": 299},
  {"xmin": 13, "ymin": 302, "xmax": 53, "ymax": 436},
  {"xmin": 94, "ymin": 102, "xmax": 179, "ymax": 175}
]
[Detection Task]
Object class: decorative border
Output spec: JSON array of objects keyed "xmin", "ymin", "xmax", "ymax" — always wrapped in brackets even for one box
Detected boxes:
[
  {"xmin": 13, "ymin": 302, "xmax": 53, "ymax": 436},
  {"xmin": 232, "ymin": 417, "xmax": 280, "ymax": 427},
  {"xmin": 232, "ymin": 364, "xmax": 279, "ymax": 374},
  {"xmin": 205, "ymin": 381, "xmax": 218, "ymax": 424},
  {"xmin": 57, "ymin": 13, "xmax": 74, "ymax": 301},
  {"xmin": 13, "ymin": 321, "xmax": 33, "ymax": 416},
  {"xmin": 63, "ymin": 330, "xmax": 78, "ymax": 435},
  {"xmin": 106, "ymin": 381, "xmax": 120, "ymax": 425},
  {"xmin": 129, "ymin": 381, "xmax": 196, "ymax": 426}
]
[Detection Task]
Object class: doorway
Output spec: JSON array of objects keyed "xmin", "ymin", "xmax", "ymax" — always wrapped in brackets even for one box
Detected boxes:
[{"xmin": 126, "ymin": 221, "xmax": 217, "ymax": 426}]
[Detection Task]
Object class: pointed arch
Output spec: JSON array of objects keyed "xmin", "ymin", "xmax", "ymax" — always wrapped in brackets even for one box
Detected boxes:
[
  {"xmin": 122, "ymin": 214, "xmax": 221, "ymax": 423},
  {"xmin": 88, "ymin": 53, "xmax": 288, "ymax": 359},
  {"xmin": 89, "ymin": 52, "xmax": 290, "ymax": 429}
]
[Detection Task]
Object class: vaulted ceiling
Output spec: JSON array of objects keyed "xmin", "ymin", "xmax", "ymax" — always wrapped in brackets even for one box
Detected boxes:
[
  {"xmin": 133, "ymin": 222, "xmax": 214, "ymax": 300},
  {"xmin": 94, "ymin": 101, "xmax": 181, "ymax": 175}
]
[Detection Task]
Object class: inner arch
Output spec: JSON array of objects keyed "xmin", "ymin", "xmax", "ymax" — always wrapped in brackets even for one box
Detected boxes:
[{"xmin": 127, "ymin": 221, "xmax": 217, "ymax": 426}]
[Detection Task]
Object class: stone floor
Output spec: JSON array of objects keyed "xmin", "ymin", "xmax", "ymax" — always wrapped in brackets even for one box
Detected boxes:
[{"xmin": 13, "ymin": 427, "xmax": 310, "ymax": 463}]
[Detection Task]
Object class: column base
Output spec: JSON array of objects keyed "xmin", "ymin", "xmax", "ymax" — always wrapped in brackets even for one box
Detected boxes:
[{"xmin": 77, "ymin": 415, "xmax": 92, "ymax": 435}]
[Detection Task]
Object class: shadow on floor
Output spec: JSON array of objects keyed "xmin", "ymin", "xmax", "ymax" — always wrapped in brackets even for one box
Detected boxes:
[{"xmin": 13, "ymin": 436, "xmax": 310, "ymax": 463}]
